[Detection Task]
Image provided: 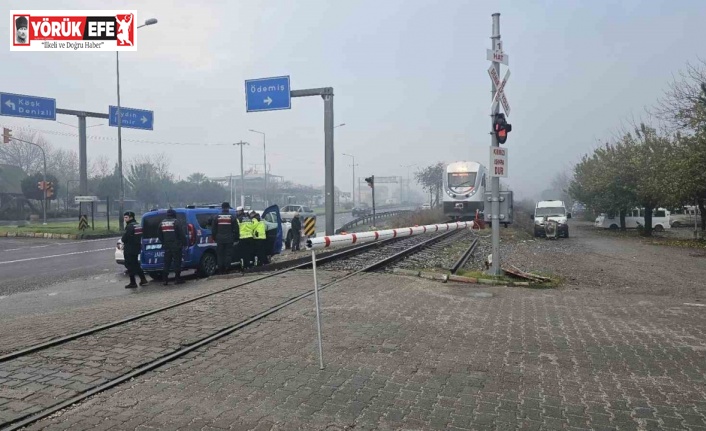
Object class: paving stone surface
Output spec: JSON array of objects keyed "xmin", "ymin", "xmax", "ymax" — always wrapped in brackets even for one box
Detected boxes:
[
  {"xmin": 20, "ymin": 271, "xmax": 706, "ymax": 431},
  {"xmin": 0, "ymin": 270, "xmax": 339, "ymax": 428}
]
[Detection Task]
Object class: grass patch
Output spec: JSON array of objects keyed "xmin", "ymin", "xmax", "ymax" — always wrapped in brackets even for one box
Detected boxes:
[{"xmin": 0, "ymin": 219, "xmax": 121, "ymax": 237}]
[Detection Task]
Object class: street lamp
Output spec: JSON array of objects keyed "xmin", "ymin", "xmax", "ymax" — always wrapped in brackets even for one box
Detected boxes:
[
  {"xmin": 248, "ymin": 129, "xmax": 267, "ymax": 207},
  {"xmin": 117, "ymin": 17, "xmax": 158, "ymax": 231},
  {"xmin": 334, "ymin": 123, "xmax": 346, "ymax": 129},
  {"xmin": 342, "ymin": 153, "xmax": 356, "ymax": 207},
  {"xmin": 233, "ymin": 141, "xmax": 249, "ymax": 208}
]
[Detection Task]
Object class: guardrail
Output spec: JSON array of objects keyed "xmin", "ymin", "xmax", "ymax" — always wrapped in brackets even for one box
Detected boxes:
[{"xmin": 334, "ymin": 210, "xmax": 412, "ymax": 234}]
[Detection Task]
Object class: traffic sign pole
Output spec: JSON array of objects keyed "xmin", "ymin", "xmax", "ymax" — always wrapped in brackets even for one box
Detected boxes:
[
  {"xmin": 489, "ymin": 12, "xmax": 502, "ymax": 276},
  {"xmin": 247, "ymin": 80, "xmax": 337, "ymax": 235}
]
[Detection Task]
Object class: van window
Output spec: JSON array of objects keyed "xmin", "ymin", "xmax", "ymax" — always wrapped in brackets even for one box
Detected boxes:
[
  {"xmin": 196, "ymin": 213, "xmax": 213, "ymax": 229},
  {"xmin": 654, "ymin": 210, "xmax": 666, "ymax": 217},
  {"xmin": 303, "ymin": 207, "xmax": 312, "ymax": 213},
  {"xmin": 264, "ymin": 212, "xmax": 276, "ymax": 223},
  {"xmin": 142, "ymin": 213, "xmax": 188, "ymax": 239}
]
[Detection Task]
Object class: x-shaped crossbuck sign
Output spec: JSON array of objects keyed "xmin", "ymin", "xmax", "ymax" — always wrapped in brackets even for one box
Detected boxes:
[{"xmin": 488, "ymin": 66, "xmax": 511, "ymax": 117}]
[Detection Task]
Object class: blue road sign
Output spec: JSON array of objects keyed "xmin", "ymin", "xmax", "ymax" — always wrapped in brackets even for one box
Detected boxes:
[
  {"xmin": 245, "ymin": 76, "xmax": 291, "ymax": 112},
  {"xmin": 0, "ymin": 92, "xmax": 56, "ymax": 121},
  {"xmin": 109, "ymin": 105, "xmax": 154, "ymax": 130}
]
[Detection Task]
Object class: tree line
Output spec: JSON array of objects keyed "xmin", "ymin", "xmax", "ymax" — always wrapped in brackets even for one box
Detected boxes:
[{"xmin": 569, "ymin": 60, "xmax": 706, "ymax": 236}]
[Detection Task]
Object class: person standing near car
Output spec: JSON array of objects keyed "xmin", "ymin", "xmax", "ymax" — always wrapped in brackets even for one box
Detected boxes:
[
  {"xmin": 211, "ymin": 202, "xmax": 239, "ymax": 275},
  {"xmin": 122, "ymin": 211, "xmax": 148, "ymax": 288},
  {"xmin": 239, "ymin": 211, "xmax": 254, "ymax": 269},
  {"xmin": 290, "ymin": 212, "xmax": 302, "ymax": 252},
  {"xmin": 158, "ymin": 208, "xmax": 185, "ymax": 285},
  {"xmin": 251, "ymin": 211, "xmax": 268, "ymax": 266}
]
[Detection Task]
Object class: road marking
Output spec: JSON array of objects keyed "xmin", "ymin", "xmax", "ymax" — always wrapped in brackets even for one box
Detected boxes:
[
  {"xmin": 683, "ymin": 303, "xmax": 705, "ymax": 307},
  {"xmin": 0, "ymin": 247, "xmax": 113, "ymax": 265},
  {"xmin": 0, "ymin": 237, "xmax": 117, "ymax": 252}
]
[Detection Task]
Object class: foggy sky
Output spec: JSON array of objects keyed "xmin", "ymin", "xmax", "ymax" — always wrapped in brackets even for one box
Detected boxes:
[{"xmin": 1, "ymin": 0, "xmax": 704, "ymax": 200}]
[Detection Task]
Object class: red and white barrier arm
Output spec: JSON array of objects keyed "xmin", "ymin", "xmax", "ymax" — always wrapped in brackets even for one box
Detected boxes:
[{"xmin": 306, "ymin": 221, "xmax": 474, "ymax": 251}]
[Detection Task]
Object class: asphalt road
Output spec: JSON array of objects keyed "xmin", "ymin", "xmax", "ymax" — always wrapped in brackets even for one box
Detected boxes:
[
  {"xmin": 0, "ymin": 207, "xmax": 411, "ymax": 298},
  {"xmin": 0, "ymin": 237, "xmax": 120, "ymax": 297}
]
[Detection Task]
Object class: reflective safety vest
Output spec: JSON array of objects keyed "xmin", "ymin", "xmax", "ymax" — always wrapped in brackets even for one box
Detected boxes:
[
  {"xmin": 239, "ymin": 219, "xmax": 254, "ymax": 239},
  {"xmin": 253, "ymin": 219, "xmax": 266, "ymax": 240}
]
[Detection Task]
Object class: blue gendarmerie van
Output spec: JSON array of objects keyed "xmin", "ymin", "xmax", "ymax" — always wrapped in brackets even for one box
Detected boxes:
[{"xmin": 139, "ymin": 204, "xmax": 283, "ymax": 279}]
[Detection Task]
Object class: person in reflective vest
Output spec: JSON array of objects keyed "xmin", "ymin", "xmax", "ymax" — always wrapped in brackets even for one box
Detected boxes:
[
  {"xmin": 239, "ymin": 212, "xmax": 255, "ymax": 269},
  {"xmin": 211, "ymin": 202, "xmax": 239, "ymax": 274},
  {"xmin": 121, "ymin": 211, "xmax": 148, "ymax": 288},
  {"xmin": 158, "ymin": 208, "xmax": 185, "ymax": 285},
  {"xmin": 251, "ymin": 212, "xmax": 268, "ymax": 266}
]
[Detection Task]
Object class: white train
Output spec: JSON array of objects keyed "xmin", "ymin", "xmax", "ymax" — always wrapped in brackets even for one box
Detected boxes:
[{"xmin": 443, "ymin": 161, "xmax": 488, "ymax": 220}]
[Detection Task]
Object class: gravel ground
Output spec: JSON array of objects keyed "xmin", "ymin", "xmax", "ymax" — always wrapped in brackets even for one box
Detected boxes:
[{"xmin": 501, "ymin": 220, "xmax": 706, "ymax": 299}]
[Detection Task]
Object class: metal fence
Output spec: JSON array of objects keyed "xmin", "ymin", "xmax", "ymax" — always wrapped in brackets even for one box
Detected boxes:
[{"xmin": 334, "ymin": 210, "xmax": 412, "ymax": 234}]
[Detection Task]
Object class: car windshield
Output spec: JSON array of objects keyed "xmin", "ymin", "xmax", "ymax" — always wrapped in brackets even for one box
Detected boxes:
[{"xmin": 536, "ymin": 207, "xmax": 565, "ymax": 217}]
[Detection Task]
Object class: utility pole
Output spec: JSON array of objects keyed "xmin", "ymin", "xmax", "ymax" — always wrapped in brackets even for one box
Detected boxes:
[
  {"xmin": 234, "ymin": 141, "xmax": 249, "ymax": 208},
  {"xmin": 249, "ymin": 129, "xmax": 267, "ymax": 207},
  {"xmin": 489, "ymin": 13, "xmax": 502, "ymax": 275}
]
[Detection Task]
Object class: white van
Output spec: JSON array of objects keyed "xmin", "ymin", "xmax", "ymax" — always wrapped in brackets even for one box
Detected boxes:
[
  {"xmin": 594, "ymin": 208, "xmax": 671, "ymax": 231},
  {"xmin": 531, "ymin": 200, "xmax": 571, "ymax": 238}
]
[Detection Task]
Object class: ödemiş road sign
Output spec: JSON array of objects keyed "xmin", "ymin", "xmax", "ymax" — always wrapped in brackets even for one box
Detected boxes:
[{"xmin": 245, "ymin": 76, "xmax": 291, "ymax": 112}]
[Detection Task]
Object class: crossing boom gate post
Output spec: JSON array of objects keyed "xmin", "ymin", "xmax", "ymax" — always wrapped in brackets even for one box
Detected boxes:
[{"xmin": 304, "ymin": 216, "xmax": 316, "ymax": 237}]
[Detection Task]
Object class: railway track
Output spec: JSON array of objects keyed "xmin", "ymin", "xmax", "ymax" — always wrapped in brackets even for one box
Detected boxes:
[{"xmin": 0, "ymin": 227, "xmax": 470, "ymax": 431}]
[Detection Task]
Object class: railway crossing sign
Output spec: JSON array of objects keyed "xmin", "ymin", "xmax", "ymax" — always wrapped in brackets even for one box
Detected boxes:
[
  {"xmin": 486, "ymin": 48, "xmax": 509, "ymax": 66},
  {"xmin": 490, "ymin": 146, "xmax": 508, "ymax": 178},
  {"xmin": 488, "ymin": 66, "xmax": 511, "ymax": 116}
]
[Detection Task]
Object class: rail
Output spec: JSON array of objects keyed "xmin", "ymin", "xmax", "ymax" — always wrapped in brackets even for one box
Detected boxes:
[{"xmin": 335, "ymin": 210, "xmax": 412, "ymax": 234}]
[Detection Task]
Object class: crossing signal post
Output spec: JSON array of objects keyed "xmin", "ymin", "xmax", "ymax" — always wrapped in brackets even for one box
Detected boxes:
[
  {"xmin": 493, "ymin": 113, "xmax": 512, "ymax": 144},
  {"xmin": 365, "ymin": 176, "xmax": 376, "ymax": 226}
]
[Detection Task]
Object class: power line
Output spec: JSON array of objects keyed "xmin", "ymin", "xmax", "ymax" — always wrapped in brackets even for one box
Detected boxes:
[{"xmin": 0, "ymin": 122, "xmax": 232, "ymax": 147}]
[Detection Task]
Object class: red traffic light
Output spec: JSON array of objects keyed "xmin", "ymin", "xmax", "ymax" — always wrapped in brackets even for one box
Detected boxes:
[
  {"xmin": 493, "ymin": 113, "xmax": 512, "ymax": 144},
  {"xmin": 2, "ymin": 127, "xmax": 11, "ymax": 144}
]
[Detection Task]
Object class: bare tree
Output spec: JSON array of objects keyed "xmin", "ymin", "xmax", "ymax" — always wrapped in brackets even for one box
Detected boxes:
[
  {"xmin": 653, "ymin": 59, "xmax": 706, "ymax": 131},
  {"xmin": 89, "ymin": 155, "xmax": 112, "ymax": 178},
  {"xmin": 0, "ymin": 130, "xmax": 51, "ymax": 174}
]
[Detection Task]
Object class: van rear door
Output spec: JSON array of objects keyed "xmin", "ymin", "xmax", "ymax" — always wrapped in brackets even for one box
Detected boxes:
[{"xmin": 262, "ymin": 204, "xmax": 283, "ymax": 255}]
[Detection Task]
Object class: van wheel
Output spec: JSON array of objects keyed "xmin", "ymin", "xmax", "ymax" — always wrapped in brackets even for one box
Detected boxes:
[
  {"xmin": 654, "ymin": 225, "xmax": 664, "ymax": 232},
  {"xmin": 609, "ymin": 224, "xmax": 619, "ymax": 230},
  {"xmin": 197, "ymin": 252, "xmax": 217, "ymax": 277},
  {"xmin": 147, "ymin": 271, "xmax": 163, "ymax": 281}
]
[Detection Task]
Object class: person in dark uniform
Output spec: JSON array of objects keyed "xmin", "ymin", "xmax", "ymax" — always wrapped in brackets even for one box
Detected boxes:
[
  {"xmin": 211, "ymin": 202, "xmax": 239, "ymax": 274},
  {"xmin": 121, "ymin": 211, "xmax": 148, "ymax": 288},
  {"xmin": 290, "ymin": 212, "xmax": 302, "ymax": 252},
  {"xmin": 158, "ymin": 208, "xmax": 185, "ymax": 285}
]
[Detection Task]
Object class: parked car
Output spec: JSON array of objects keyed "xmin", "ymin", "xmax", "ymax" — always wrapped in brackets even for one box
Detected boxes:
[
  {"xmin": 138, "ymin": 205, "xmax": 283, "ymax": 279},
  {"xmin": 115, "ymin": 239, "xmax": 125, "ymax": 264},
  {"xmin": 420, "ymin": 203, "xmax": 431, "ymax": 210},
  {"xmin": 351, "ymin": 205, "xmax": 371, "ymax": 217},
  {"xmin": 280, "ymin": 204, "xmax": 316, "ymax": 222}
]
